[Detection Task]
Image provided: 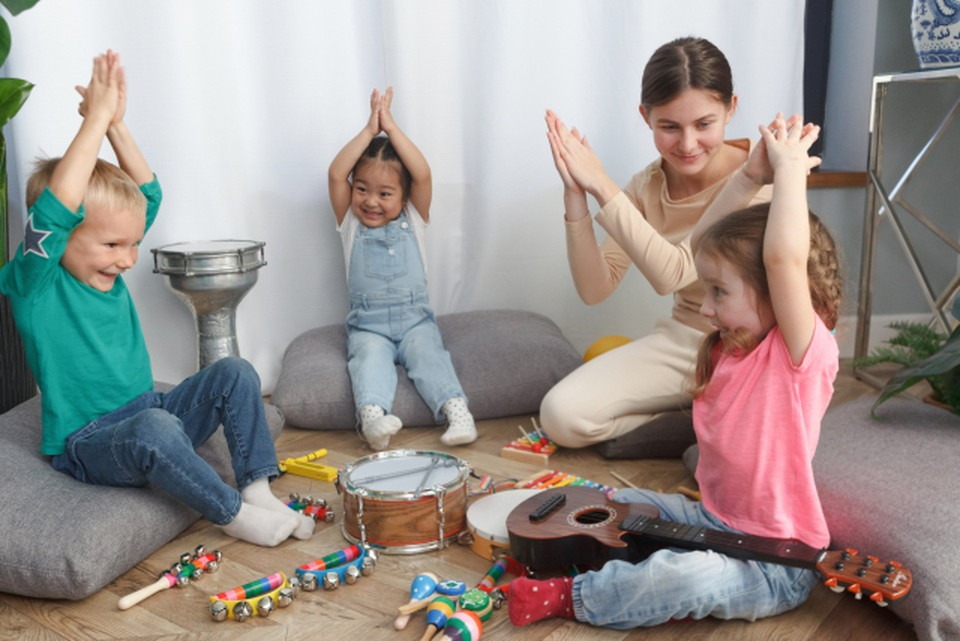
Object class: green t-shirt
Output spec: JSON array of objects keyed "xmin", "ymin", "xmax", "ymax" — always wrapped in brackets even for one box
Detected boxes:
[{"xmin": 0, "ymin": 178, "xmax": 162, "ymax": 455}]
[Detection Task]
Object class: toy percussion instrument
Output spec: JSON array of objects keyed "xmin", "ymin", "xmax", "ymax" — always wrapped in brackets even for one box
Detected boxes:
[
  {"xmin": 117, "ymin": 545, "xmax": 220, "ymax": 610},
  {"xmin": 338, "ymin": 450, "xmax": 469, "ymax": 554},
  {"xmin": 294, "ymin": 543, "xmax": 375, "ymax": 590},
  {"xmin": 209, "ymin": 571, "xmax": 296, "ymax": 622},
  {"xmin": 464, "ymin": 489, "xmax": 543, "ymax": 560},
  {"xmin": 152, "ymin": 239, "xmax": 265, "ymax": 369}
]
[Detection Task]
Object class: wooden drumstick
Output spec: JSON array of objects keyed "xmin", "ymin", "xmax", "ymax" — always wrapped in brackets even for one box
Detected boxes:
[
  {"xmin": 118, "ymin": 573, "xmax": 178, "ymax": 610},
  {"xmin": 395, "ymin": 572, "xmax": 439, "ymax": 630}
]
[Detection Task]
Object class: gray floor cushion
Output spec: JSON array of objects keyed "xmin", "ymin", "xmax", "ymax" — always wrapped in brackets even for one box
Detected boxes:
[
  {"xmin": 683, "ymin": 396, "xmax": 958, "ymax": 641},
  {"xmin": 0, "ymin": 393, "xmax": 284, "ymax": 600},
  {"xmin": 814, "ymin": 396, "xmax": 959, "ymax": 641},
  {"xmin": 272, "ymin": 309, "xmax": 582, "ymax": 429}
]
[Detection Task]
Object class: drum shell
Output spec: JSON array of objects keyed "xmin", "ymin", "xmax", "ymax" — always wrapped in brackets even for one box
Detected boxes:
[{"xmin": 339, "ymin": 450, "xmax": 468, "ymax": 554}]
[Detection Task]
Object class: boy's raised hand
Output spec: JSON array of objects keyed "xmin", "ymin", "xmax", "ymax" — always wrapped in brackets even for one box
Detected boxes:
[{"xmin": 74, "ymin": 52, "xmax": 121, "ymax": 125}]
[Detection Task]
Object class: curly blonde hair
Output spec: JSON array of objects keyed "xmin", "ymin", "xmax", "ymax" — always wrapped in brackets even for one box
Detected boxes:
[{"xmin": 690, "ymin": 204, "xmax": 842, "ymax": 397}]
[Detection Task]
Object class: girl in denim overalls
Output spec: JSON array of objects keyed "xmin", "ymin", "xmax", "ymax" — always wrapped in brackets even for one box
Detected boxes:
[{"xmin": 328, "ymin": 87, "xmax": 476, "ymax": 450}]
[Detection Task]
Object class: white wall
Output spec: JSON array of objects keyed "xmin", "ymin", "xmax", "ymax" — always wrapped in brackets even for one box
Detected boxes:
[{"xmin": 1, "ymin": 0, "xmax": 806, "ymax": 391}]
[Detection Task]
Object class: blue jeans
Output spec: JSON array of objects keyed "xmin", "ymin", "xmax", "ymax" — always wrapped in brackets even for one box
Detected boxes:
[
  {"xmin": 572, "ymin": 489, "xmax": 819, "ymax": 628},
  {"xmin": 50, "ymin": 357, "xmax": 278, "ymax": 526},
  {"xmin": 346, "ymin": 291, "xmax": 465, "ymax": 422}
]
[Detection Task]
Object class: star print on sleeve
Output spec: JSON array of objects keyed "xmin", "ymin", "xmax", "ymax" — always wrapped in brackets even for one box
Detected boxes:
[{"xmin": 22, "ymin": 215, "xmax": 53, "ymax": 259}]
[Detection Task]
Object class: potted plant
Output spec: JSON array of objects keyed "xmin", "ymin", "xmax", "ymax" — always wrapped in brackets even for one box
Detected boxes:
[
  {"xmin": 0, "ymin": 0, "xmax": 40, "ymax": 414},
  {"xmin": 855, "ymin": 317, "xmax": 960, "ymax": 416}
]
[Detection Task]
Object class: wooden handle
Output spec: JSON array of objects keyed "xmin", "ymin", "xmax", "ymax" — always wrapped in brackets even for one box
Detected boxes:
[{"xmin": 117, "ymin": 574, "xmax": 176, "ymax": 610}]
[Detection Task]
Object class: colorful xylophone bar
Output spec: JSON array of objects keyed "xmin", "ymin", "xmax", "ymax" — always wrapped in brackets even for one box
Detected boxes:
[{"xmin": 514, "ymin": 469, "xmax": 617, "ymax": 499}]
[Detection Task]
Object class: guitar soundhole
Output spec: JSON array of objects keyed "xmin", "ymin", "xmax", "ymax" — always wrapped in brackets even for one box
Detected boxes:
[{"xmin": 575, "ymin": 508, "xmax": 612, "ymax": 526}]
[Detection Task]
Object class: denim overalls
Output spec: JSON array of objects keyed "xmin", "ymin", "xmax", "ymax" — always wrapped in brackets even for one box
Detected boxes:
[{"xmin": 345, "ymin": 210, "xmax": 464, "ymax": 421}]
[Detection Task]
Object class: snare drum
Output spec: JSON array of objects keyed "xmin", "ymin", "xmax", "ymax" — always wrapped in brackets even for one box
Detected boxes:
[
  {"xmin": 338, "ymin": 450, "xmax": 469, "ymax": 554},
  {"xmin": 465, "ymin": 489, "xmax": 543, "ymax": 560}
]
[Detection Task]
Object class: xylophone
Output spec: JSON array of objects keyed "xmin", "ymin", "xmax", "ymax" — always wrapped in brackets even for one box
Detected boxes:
[
  {"xmin": 514, "ymin": 468, "xmax": 618, "ymax": 499},
  {"xmin": 499, "ymin": 418, "xmax": 557, "ymax": 466}
]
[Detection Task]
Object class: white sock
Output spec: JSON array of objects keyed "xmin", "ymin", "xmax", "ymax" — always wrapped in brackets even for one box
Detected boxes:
[
  {"xmin": 360, "ymin": 405, "xmax": 402, "ymax": 450},
  {"xmin": 241, "ymin": 477, "xmax": 315, "ymax": 540},
  {"xmin": 221, "ymin": 501, "xmax": 299, "ymax": 547},
  {"xmin": 441, "ymin": 397, "xmax": 477, "ymax": 446}
]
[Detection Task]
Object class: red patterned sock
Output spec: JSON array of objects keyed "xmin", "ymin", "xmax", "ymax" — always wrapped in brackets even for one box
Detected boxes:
[{"xmin": 508, "ymin": 576, "xmax": 575, "ymax": 626}]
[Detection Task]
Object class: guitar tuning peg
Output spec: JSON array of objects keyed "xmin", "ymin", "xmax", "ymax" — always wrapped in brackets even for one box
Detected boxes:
[
  {"xmin": 869, "ymin": 591, "xmax": 889, "ymax": 607},
  {"xmin": 847, "ymin": 583, "xmax": 863, "ymax": 599},
  {"xmin": 824, "ymin": 577, "xmax": 845, "ymax": 594}
]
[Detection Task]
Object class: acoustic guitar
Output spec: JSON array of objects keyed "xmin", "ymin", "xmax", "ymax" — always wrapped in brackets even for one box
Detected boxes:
[{"xmin": 506, "ymin": 486, "xmax": 912, "ymax": 607}]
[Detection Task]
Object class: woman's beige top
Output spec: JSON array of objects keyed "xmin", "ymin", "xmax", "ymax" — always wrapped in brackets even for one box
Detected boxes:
[{"xmin": 565, "ymin": 139, "xmax": 771, "ymax": 334}]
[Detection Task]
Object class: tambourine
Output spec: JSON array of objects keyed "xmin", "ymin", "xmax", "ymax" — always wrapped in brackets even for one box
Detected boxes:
[
  {"xmin": 208, "ymin": 572, "xmax": 297, "ymax": 622},
  {"xmin": 295, "ymin": 543, "xmax": 377, "ymax": 590}
]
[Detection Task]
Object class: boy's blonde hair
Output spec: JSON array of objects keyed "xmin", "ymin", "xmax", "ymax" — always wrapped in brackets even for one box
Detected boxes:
[{"xmin": 27, "ymin": 157, "xmax": 146, "ymax": 214}]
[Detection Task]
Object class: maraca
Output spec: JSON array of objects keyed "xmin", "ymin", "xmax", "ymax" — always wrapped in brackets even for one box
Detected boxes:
[
  {"xmin": 419, "ymin": 595, "xmax": 456, "ymax": 641},
  {"xmin": 434, "ymin": 610, "xmax": 483, "ymax": 641},
  {"xmin": 458, "ymin": 588, "xmax": 493, "ymax": 621},
  {"xmin": 395, "ymin": 572, "xmax": 439, "ymax": 630}
]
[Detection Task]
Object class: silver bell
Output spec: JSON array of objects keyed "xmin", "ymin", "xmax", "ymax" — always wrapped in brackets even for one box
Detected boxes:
[
  {"xmin": 300, "ymin": 572, "xmax": 318, "ymax": 592},
  {"xmin": 277, "ymin": 586, "xmax": 295, "ymax": 608},
  {"xmin": 364, "ymin": 547, "xmax": 379, "ymax": 566},
  {"xmin": 344, "ymin": 564, "xmax": 361, "ymax": 585},
  {"xmin": 210, "ymin": 600, "xmax": 228, "ymax": 622},
  {"xmin": 206, "ymin": 560, "xmax": 220, "ymax": 574},
  {"xmin": 233, "ymin": 600, "xmax": 253, "ymax": 622},
  {"xmin": 323, "ymin": 571, "xmax": 340, "ymax": 590},
  {"xmin": 323, "ymin": 510, "xmax": 336, "ymax": 523},
  {"xmin": 361, "ymin": 556, "xmax": 375, "ymax": 576},
  {"xmin": 193, "ymin": 544, "xmax": 206, "ymax": 558},
  {"xmin": 288, "ymin": 576, "xmax": 302, "ymax": 596},
  {"xmin": 256, "ymin": 595, "xmax": 274, "ymax": 617}
]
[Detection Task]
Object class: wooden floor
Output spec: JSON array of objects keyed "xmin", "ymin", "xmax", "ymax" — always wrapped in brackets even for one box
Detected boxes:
[{"xmin": 0, "ymin": 363, "xmax": 917, "ymax": 641}]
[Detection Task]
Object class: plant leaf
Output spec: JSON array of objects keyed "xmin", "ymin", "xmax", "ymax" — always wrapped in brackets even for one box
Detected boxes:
[
  {"xmin": 0, "ymin": 0, "xmax": 41, "ymax": 16},
  {"xmin": 872, "ymin": 324, "xmax": 960, "ymax": 414},
  {"xmin": 0, "ymin": 16, "xmax": 9, "ymax": 67},
  {"xmin": 0, "ymin": 77, "xmax": 33, "ymax": 127}
]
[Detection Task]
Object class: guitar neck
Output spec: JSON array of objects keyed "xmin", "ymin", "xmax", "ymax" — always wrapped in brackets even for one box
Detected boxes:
[{"xmin": 619, "ymin": 514, "xmax": 825, "ymax": 569}]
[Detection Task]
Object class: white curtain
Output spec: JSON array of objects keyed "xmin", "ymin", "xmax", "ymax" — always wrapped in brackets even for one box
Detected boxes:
[{"xmin": 2, "ymin": 0, "xmax": 805, "ymax": 392}]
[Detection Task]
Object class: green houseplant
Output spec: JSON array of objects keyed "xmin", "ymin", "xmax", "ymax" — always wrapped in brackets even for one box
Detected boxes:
[
  {"xmin": 855, "ymin": 315, "xmax": 960, "ymax": 416},
  {"xmin": 0, "ymin": 0, "xmax": 41, "ymax": 414}
]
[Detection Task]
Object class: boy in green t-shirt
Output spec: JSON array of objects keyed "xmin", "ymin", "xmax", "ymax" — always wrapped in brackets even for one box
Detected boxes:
[{"xmin": 0, "ymin": 50, "xmax": 312, "ymax": 547}]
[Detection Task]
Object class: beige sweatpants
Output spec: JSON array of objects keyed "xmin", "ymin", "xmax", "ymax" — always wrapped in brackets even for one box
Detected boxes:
[{"xmin": 539, "ymin": 317, "xmax": 704, "ymax": 448}]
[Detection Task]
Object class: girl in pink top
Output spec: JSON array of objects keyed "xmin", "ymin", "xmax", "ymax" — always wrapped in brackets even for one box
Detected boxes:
[{"xmin": 509, "ymin": 115, "xmax": 841, "ymax": 630}]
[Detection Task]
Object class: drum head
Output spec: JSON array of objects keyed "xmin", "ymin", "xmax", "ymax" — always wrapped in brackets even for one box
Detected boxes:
[
  {"xmin": 342, "ymin": 450, "xmax": 466, "ymax": 498},
  {"xmin": 467, "ymin": 489, "xmax": 543, "ymax": 546},
  {"xmin": 152, "ymin": 240, "xmax": 265, "ymax": 276}
]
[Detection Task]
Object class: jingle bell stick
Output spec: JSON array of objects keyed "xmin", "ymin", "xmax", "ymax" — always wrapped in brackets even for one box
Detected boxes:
[{"xmin": 117, "ymin": 548, "xmax": 220, "ymax": 610}]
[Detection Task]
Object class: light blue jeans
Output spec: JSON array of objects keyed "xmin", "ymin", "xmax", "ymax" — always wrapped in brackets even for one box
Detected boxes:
[
  {"xmin": 572, "ymin": 489, "xmax": 819, "ymax": 628},
  {"xmin": 346, "ymin": 290, "xmax": 465, "ymax": 422},
  {"xmin": 50, "ymin": 357, "xmax": 277, "ymax": 526}
]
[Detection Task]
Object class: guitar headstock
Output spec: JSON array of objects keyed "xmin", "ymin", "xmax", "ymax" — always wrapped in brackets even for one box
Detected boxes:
[{"xmin": 816, "ymin": 548, "xmax": 912, "ymax": 606}]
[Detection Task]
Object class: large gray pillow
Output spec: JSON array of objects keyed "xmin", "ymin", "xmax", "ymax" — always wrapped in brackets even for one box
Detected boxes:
[
  {"xmin": 0, "ymin": 393, "xmax": 284, "ymax": 600},
  {"xmin": 814, "ymin": 397, "xmax": 959, "ymax": 641},
  {"xmin": 272, "ymin": 309, "xmax": 582, "ymax": 429},
  {"xmin": 683, "ymin": 396, "xmax": 959, "ymax": 641}
]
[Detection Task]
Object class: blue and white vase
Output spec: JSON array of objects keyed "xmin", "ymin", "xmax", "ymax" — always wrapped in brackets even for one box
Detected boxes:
[{"xmin": 912, "ymin": 0, "xmax": 960, "ymax": 68}]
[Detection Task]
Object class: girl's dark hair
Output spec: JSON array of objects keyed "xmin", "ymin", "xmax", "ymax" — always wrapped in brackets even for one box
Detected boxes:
[
  {"xmin": 641, "ymin": 37, "xmax": 734, "ymax": 109},
  {"xmin": 352, "ymin": 136, "xmax": 412, "ymax": 199}
]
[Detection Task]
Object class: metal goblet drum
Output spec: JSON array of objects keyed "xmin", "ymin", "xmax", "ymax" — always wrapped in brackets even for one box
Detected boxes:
[{"xmin": 152, "ymin": 240, "xmax": 266, "ymax": 370}]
